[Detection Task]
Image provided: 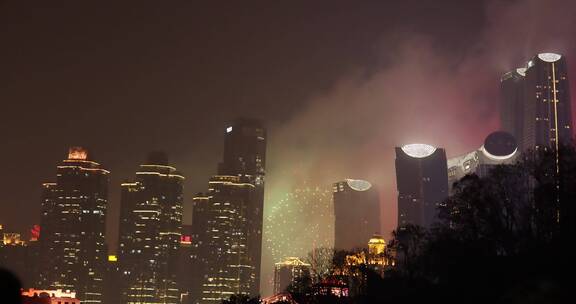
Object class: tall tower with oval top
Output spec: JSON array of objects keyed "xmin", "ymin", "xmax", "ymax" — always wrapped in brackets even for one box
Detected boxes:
[
  {"xmin": 333, "ymin": 179, "xmax": 380, "ymax": 250},
  {"xmin": 500, "ymin": 53, "xmax": 573, "ymax": 152},
  {"xmin": 395, "ymin": 144, "xmax": 448, "ymax": 229}
]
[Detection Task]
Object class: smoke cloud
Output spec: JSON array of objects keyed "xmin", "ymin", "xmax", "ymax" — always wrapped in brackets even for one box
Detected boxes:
[{"xmin": 262, "ymin": 0, "xmax": 576, "ymax": 295}]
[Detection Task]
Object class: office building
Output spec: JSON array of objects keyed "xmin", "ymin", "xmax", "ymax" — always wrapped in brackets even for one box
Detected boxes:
[
  {"xmin": 189, "ymin": 193, "xmax": 210, "ymax": 303},
  {"xmin": 191, "ymin": 119, "xmax": 267, "ymax": 304},
  {"xmin": 118, "ymin": 152, "xmax": 184, "ymax": 304},
  {"xmin": 395, "ymin": 144, "xmax": 448, "ymax": 229},
  {"xmin": 37, "ymin": 147, "xmax": 109, "ymax": 303},
  {"xmin": 178, "ymin": 225, "xmax": 194, "ymax": 304},
  {"xmin": 333, "ymin": 179, "xmax": 380, "ymax": 250},
  {"xmin": 501, "ymin": 53, "xmax": 572, "ymax": 152}
]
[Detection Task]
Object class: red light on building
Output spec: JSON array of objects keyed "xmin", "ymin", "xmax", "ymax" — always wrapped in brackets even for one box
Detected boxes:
[
  {"xmin": 30, "ymin": 225, "xmax": 40, "ymax": 241},
  {"xmin": 180, "ymin": 235, "xmax": 191, "ymax": 244}
]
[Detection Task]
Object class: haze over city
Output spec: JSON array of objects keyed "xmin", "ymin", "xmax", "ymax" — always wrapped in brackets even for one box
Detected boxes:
[{"xmin": 1, "ymin": 0, "xmax": 576, "ymax": 303}]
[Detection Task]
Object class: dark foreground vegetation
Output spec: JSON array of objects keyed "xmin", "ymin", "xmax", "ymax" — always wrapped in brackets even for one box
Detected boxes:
[
  {"xmin": 228, "ymin": 146, "xmax": 576, "ymax": 304},
  {"xmin": 375, "ymin": 147, "xmax": 576, "ymax": 303}
]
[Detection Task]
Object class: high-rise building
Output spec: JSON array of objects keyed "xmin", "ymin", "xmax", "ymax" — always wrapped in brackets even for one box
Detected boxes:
[
  {"xmin": 37, "ymin": 147, "xmax": 109, "ymax": 303},
  {"xmin": 447, "ymin": 131, "xmax": 519, "ymax": 191},
  {"xmin": 333, "ymin": 179, "xmax": 380, "ymax": 250},
  {"xmin": 395, "ymin": 144, "xmax": 448, "ymax": 229},
  {"xmin": 103, "ymin": 255, "xmax": 121, "ymax": 304},
  {"xmin": 273, "ymin": 257, "xmax": 311, "ymax": 294},
  {"xmin": 118, "ymin": 152, "xmax": 184, "ymax": 304},
  {"xmin": 191, "ymin": 119, "xmax": 267, "ymax": 304},
  {"xmin": 501, "ymin": 68, "xmax": 526, "ymax": 147},
  {"xmin": 200, "ymin": 175, "xmax": 258, "ymax": 303},
  {"xmin": 178, "ymin": 225, "xmax": 194, "ymax": 304},
  {"xmin": 189, "ymin": 193, "xmax": 210, "ymax": 304},
  {"xmin": 500, "ymin": 53, "xmax": 573, "ymax": 152}
]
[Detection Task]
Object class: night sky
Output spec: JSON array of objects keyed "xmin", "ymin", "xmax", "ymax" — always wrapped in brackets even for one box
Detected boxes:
[{"xmin": 2, "ymin": 0, "xmax": 576, "ymax": 296}]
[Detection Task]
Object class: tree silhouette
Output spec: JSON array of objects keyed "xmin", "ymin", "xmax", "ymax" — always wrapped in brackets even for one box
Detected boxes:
[
  {"xmin": 304, "ymin": 247, "xmax": 334, "ymax": 283},
  {"xmin": 383, "ymin": 145, "xmax": 576, "ymax": 303},
  {"xmin": 221, "ymin": 294, "xmax": 260, "ymax": 304}
]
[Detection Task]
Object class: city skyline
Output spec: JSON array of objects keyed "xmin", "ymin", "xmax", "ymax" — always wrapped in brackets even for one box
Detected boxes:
[
  {"xmin": 2, "ymin": 0, "xmax": 576, "ymax": 301},
  {"xmin": 3, "ymin": 0, "xmax": 576, "ymax": 249}
]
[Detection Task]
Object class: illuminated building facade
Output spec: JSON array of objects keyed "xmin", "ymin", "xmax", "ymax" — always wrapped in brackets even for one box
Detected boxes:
[
  {"xmin": 447, "ymin": 131, "xmax": 519, "ymax": 191},
  {"xmin": 501, "ymin": 53, "xmax": 572, "ymax": 152},
  {"xmin": 22, "ymin": 288, "xmax": 80, "ymax": 304},
  {"xmin": 189, "ymin": 193, "xmax": 210, "ymax": 303},
  {"xmin": 333, "ymin": 179, "xmax": 380, "ymax": 250},
  {"xmin": 191, "ymin": 119, "xmax": 267, "ymax": 304},
  {"xmin": 366, "ymin": 234, "xmax": 393, "ymax": 273},
  {"xmin": 118, "ymin": 152, "xmax": 184, "ymax": 304},
  {"xmin": 342, "ymin": 234, "xmax": 393, "ymax": 295},
  {"xmin": 37, "ymin": 147, "xmax": 109, "ymax": 303},
  {"xmin": 367, "ymin": 234, "xmax": 386, "ymax": 256},
  {"xmin": 0, "ymin": 230, "xmax": 39, "ymax": 287},
  {"xmin": 178, "ymin": 225, "xmax": 194, "ymax": 304},
  {"xmin": 344, "ymin": 234, "xmax": 392, "ymax": 272},
  {"xmin": 395, "ymin": 144, "xmax": 448, "ymax": 229},
  {"xmin": 219, "ymin": 118, "xmax": 267, "ymax": 297},
  {"xmin": 103, "ymin": 255, "xmax": 121, "ymax": 304},
  {"xmin": 273, "ymin": 257, "xmax": 311, "ymax": 294},
  {"xmin": 197, "ymin": 175, "xmax": 258, "ymax": 303},
  {"xmin": 313, "ymin": 277, "xmax": 349, "ymax": 298},
  {"xmin": 3, "ymin": 232, "xmax": 24, "ymax": 245}
]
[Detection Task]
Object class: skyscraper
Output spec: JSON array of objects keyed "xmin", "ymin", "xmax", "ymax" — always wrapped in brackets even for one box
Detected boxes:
[
  {"xmin": 191, "ymin": 118, "xmax": 267, "ymax": 304},
  {"xmin": 501, "ymin": 53, "xmax": 573, "ymax": 152},
  {"xmin": 177, "ymin": 225, "xmax": 194, "ymax": 304},
  {"xmin": 395, "ymin": 144, "xmax": 448, "ymax": 229},
  {"xmin": 189, "ymin": 193, "xmax": 210, "ymax": 304},
  {"xmin": 500, "ymin": 68, "xmax": 526, "ymax": 147},
  {"xmin": 118, "ymin": 152, "xmax": 184, "ymax": 304},
  {"xmin": 37, "ymin": 147, "xmax": 109, "ymax": 303},
  {"xmin": 333, "ymin": 179, "xmax": 380, "ymax": 250}
]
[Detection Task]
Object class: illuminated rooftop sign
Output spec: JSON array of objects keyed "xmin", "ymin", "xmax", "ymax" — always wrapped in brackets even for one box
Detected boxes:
[
  {"xmin": 538, "ymin": 53, "xmax": 562, "ymax": 63},
  {"xmin": 345, "ymin": 179, "xmax": 372, "ymax": 191},
  {"xmin": 226, "ymin": 126, "xmax": 233, "ymax": 133},
  {"xmin": 68, "ymin": 146, "xmax": 88, "ymax": 160},
  {"xmin": 401, "ymin": 143, "xmax": 437, "ymax": 158}
]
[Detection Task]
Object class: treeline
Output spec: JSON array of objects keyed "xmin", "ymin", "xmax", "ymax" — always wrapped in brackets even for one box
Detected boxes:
[
  {"xmin": 225, "ymin": 146, "xmax": 576, "ymax": 304},
  {"xmin": 384, "ymin": 146, "xmax": 576, "ymax": 303}
]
